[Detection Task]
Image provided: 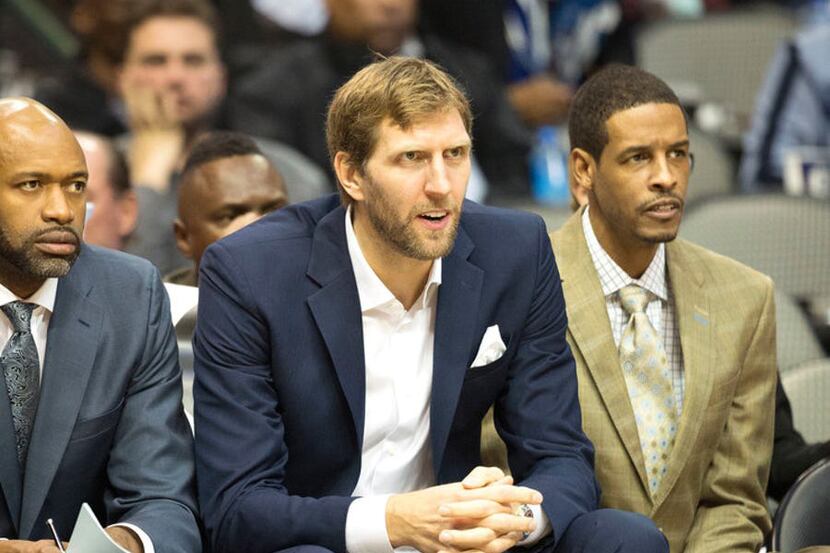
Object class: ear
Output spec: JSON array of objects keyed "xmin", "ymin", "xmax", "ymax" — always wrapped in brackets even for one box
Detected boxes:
[
  {"xmin": 569, "ymin": 147, "xmax": 597, "ymax": 194},
  {"xmin": 173, "ymin": 219, "xmax": 194, "ymax": 260},
  {"xmin": 333, "ymin": 151, "xmax": 366, "ymax": 203},
  {"xmin": 117, "ymin": 191, "xmax": 139, "ymax": 238}
]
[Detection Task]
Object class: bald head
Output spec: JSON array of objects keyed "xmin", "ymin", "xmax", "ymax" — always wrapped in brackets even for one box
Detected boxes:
[{"xmin": 0, "ymin": 97, "xmax": 88, "ymax": 297}]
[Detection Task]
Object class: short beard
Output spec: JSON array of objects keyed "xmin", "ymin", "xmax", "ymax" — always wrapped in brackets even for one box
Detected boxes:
[
  {"xmin": 363, "ymin": 178, "xmax": 459, "ymax": 261},
  {"xmin": 0, "ymin": 228, "xmax": 80, "ymax": 280}
]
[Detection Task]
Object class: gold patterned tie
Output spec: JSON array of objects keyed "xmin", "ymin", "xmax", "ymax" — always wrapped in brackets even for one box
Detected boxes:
[{"xmin": 618, "ymin": 285, "xmax": 677, "ymax": 496}]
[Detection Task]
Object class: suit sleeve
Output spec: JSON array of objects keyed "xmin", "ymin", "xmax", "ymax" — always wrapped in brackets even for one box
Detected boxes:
[
  {"xmin": 193, "ymin": 242, "xmax": 355, "ymax": 553},
  {"xmin": 494, "ymin": 217, "xmax": 599, "ymax": 545},
  {"xmin": 105, "ymin": 267, "xmax": 201, "ymax": 553},
  {"xmin": 684, "ymin": 280, "xmax": 776, "ymax": 553}
]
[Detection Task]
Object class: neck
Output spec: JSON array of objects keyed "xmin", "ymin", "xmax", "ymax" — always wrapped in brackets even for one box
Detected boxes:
[
  {"xmin": 0, "ymin": 260, "xmax": 45, "ymax": 299},
  {"xmin": 352, "ymin": 210, "xmax": 432, "ymax": 311},
  {"xmin": 588, "ymin": 207, "xmax": 658, "ymax": 279}
]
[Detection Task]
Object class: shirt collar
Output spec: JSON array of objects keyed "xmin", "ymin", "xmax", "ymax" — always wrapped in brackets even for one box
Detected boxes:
[
  {"xmin": 0, "ymin": 278, "xmax": 59, "ymax": 313},
  {"xmin": 345, "ymin": 206, "xmax": 442, "ymax": 313},
  {"xmin": 581, "ymin": 206, "xmax": 667, "ymax": 301}
]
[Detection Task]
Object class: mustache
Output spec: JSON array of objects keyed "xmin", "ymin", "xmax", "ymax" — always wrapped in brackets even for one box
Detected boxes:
[
  {"xmin": 637, "ymin": 192, "xmax": 684, "ymax": 212},
  {"xmin": 33, "ymin": 226, "xmax": 81, "ymax": 244}
]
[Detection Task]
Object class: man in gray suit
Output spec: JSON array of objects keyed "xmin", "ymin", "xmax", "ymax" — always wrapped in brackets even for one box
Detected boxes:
[{"xmin": 0, "ymin": 98, "xmax": 200, "ymax": 551}]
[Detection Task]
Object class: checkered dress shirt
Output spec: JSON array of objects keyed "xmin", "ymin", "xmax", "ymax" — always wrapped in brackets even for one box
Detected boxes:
[{"xmin": 581, "ymin": 207, "xmax": 685, "ymax": 413}]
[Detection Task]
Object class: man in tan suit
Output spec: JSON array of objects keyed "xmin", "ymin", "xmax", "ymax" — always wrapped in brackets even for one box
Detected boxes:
[{"xmin": 550, "ymin": 65, "xmax": 776, "ymax": 552}]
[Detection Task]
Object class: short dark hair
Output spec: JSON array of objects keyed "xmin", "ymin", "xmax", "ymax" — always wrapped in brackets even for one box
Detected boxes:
[
  {"xmin": 122, "ymin": 0, "xmax": 222, "ymax": 62},
  {"xmin": 181, "ymin": 131, "xmax": 265, "ymax": 177},
  {"xmin": 568, "ymin": 64, "xmax": 684, "ymax": 161}
]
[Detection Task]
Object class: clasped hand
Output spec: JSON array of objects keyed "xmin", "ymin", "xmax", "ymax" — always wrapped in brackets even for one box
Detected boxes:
[{"xmin": 386, "ymin": 466, "xmax": 542, "ymax": 553}]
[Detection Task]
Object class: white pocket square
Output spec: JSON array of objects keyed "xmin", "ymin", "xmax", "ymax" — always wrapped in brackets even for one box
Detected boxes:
[{"xmin": 471, "ymin": 324, "xmax": 507, "ymax": 368}]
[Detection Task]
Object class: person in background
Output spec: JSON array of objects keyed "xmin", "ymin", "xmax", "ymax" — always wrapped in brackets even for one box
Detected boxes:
[
  {"xmin": 75, "ymin": 131, "xmax": 138, "ymax": 251},
  {"xmin": 168, "ymin": 131, "xmax": 288, "ymax": 286},
  {"xmin": 740, "ymin": 23, "xmax": 830, "ymax": 191},
  {"xmin": 115, "ymin": 0, "xmax": 327, "ymax": 274}
]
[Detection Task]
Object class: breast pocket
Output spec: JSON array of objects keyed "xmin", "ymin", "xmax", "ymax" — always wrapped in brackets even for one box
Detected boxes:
[{"xmin": 69, "ymin": 398, "xmax": 125, "ymax": 442}]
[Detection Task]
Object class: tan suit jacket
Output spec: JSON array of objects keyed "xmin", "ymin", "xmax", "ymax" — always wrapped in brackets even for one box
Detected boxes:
[{"xmin": 550, "ymin": 210, "xmax": 776, "ymax": 553}]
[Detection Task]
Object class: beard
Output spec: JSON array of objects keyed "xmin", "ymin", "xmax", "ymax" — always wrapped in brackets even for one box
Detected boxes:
[
  {"xmin": 362, "ymin": 175, "xmax": 460, "ymax": 261},
  {"xmin": 0, "ymin": 226, "xmax": 81, "ymax": 280}
]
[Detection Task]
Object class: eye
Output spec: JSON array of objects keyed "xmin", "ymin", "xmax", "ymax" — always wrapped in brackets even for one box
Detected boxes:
[
  {"xmin": 402, "ymin": 151, "xmax": 420, "ymax": 162},
  {"xmin": 445, "ymin": 147, "xmax": 467, "ymax": 159},
  {"xmin": 628, "ymin": 152, "xmax": 649, "ymax": 163},
  {"xmin": 19, "ymin": 180, "xmax": 40, "ymax": 191},
  {"xmin": 669, "ymin": 149, "xmax": 688, "ymax": 160},
  {"xmin": 69, "ymin": 180, "xmax": 87, "ymax": 193}
]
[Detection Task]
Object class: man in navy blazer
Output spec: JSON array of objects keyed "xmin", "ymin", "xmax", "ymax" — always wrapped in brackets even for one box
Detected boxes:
[
  {"xmin": 0, "ymin": 99, "xmax": 200, "ymax": 552},
  {"xmin": 194, "ymin": 57, "xmax": 667, "ymax": 553}
]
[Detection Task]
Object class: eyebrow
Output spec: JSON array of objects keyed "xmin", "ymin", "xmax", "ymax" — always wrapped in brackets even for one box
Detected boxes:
[
  {"xmin": 617, "ymin": 140, "xmax": 690, "ymax": 159},
  {"xmin": 9, "ymin": 170, "xmax": 89, "ymax": 181}
]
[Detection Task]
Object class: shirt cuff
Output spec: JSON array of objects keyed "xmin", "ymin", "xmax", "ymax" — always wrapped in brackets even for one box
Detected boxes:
[
  {"xmin": 346, "ymin": 495, "xmax": 394, "ymax": 553},
  {"xmin": 109, "ymin": 523, "xmax": 155, "ymax": 553},
  {"xmin": 517, "ymin": 503, "xmax": 551, "ymax": 546}
]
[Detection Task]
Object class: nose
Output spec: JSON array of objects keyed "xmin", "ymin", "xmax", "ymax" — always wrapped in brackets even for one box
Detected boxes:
[
  {"xmin": 161, "ymin": 60, "xmax": 186, "ymax": 89},
  {"xmin": 649, "ymin": 153, "xmax": 677, "ymax": 191},
  {"xmin": 424, "ymin": 158, "xmax": 452, "ymax": 198},
  {"xmin": 42, "ymin": 185, "xmax": 76, "ymax": 225}
]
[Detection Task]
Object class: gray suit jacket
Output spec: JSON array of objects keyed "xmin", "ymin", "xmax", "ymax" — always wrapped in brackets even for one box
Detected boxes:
[{"xmin": 0, "ymin": 245, "xmax": 200, "ymax": 552}]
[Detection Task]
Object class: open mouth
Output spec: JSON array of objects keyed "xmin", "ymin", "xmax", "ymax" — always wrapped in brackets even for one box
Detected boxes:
[
  {"xmin": 643, "ymin": 199, "xmax": 682, "ymax": 219},
  {"xmin": 417, "ymin": 211, "xmax": 450, "ymax": 229}
]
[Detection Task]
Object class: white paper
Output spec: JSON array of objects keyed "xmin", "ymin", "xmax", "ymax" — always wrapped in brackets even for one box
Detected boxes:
[{"xmin": 65, "ymin": 503, "xmax": 129, "ymax": 553}]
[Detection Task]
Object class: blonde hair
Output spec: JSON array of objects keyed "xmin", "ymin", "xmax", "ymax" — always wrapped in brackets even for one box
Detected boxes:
[{"xmin": 326, "ymin": 56, "xmax": 473, "ymax": 204}]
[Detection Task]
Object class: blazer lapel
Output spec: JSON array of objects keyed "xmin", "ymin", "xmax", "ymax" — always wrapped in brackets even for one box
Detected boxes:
[
  {"xmin": 652, "ymin": 240, "xmax": 713, "ymax": 511},
  {"xmin": 306, "ymin": 206, "xmax": 366, "ymax": 448},
  {"xmin": 20, "ymin": 273, "xmax": 102, "ymax": 538},
  {"xmin": 430, "ymin": 228, "xmax": 483, "ymax": 477},
  {"xmin": 552, "ymin": 211, "xmax": 650, "ymax": 495},
  {"xmin": 0, "ymin": 368, "xmax": 23, "ymax": 534}
]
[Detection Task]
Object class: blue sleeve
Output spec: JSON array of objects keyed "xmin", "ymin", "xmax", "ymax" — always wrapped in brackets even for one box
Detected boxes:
[{"xmin": 495, "ymin": 217, "xmax": 599, "ymax": 544}]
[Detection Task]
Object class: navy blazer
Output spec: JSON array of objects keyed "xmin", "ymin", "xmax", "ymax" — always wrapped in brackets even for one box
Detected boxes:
[
  {"xmin": 0, "ymin": 246, "xmax": 200, "ymax": 551},
  {"xmin": 194, "ymin": 195, "xmax": 598, "ymax": 553}
]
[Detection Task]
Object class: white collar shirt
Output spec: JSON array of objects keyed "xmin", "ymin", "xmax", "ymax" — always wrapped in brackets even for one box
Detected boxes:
[
  {"xmin": 344, "ymin": 207, "xmax": 441, "ymax": 553},
  {"xmin": 0, "ymin": 278, "xmax": 58, "ymax": 379},
  {"xmin": 581, "ymin": 206, "xmax": 685, "ymax": 413}
]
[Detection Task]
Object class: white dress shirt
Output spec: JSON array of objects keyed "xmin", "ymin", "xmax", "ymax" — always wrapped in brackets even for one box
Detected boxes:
[
  {"xmin": 344, "ymin": 208, "xmax": 441, "ymax": 553},
  {"xmin": 343, "ymin": 209, "xmax": 549, "ymax": 553},
  {"xmin": 0, "ymin": 280, "xmax": 155, "ymax": 551},
  {"xmin": 581, "ymin": 206, "xmax": 685, "ymax": 412}
]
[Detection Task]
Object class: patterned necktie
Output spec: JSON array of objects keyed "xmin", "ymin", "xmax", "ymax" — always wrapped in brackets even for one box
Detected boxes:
[
  {"xmin": 1, "ymin": 301, "xmax": 40, "ymax": 467},
  {"xmin": 618, "ymin": 285, "xmax": 677, "ymax": 496}
]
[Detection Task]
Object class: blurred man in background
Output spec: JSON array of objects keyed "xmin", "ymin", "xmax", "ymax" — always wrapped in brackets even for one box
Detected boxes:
[
  {"xmin": 168, "ymin": 131, "xmax": 288, "ymax": 286},
  {"xmin": 75, "ymin": 131, "xmax": 138, "ymax": 251}
]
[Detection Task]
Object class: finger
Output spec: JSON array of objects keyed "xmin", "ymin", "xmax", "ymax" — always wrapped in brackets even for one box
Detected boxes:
[
  {"xmin": 439, "ymin": 527, "xmax": 498, "ymax": 550},
  {"xmin": 464, "ymin": 484, "xmax": 543, "ymax": 506},
  {"xmin": 478, "ymin": 512, "xmax": 537, "ymax": 535},
  {"xmin": 482, "ymin": 533, "xmax": 524, "ymax": 553},
  {"xmin": 160, "ymin": 89, "xmax": 180, "ymax": 127},
  {"xmin": 439, "ymin": 499, "xmax": 511, "ymax": 519},
  {"xmin": 462, "ymin": 466, "xmax": 506, "ymax": 489}
]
